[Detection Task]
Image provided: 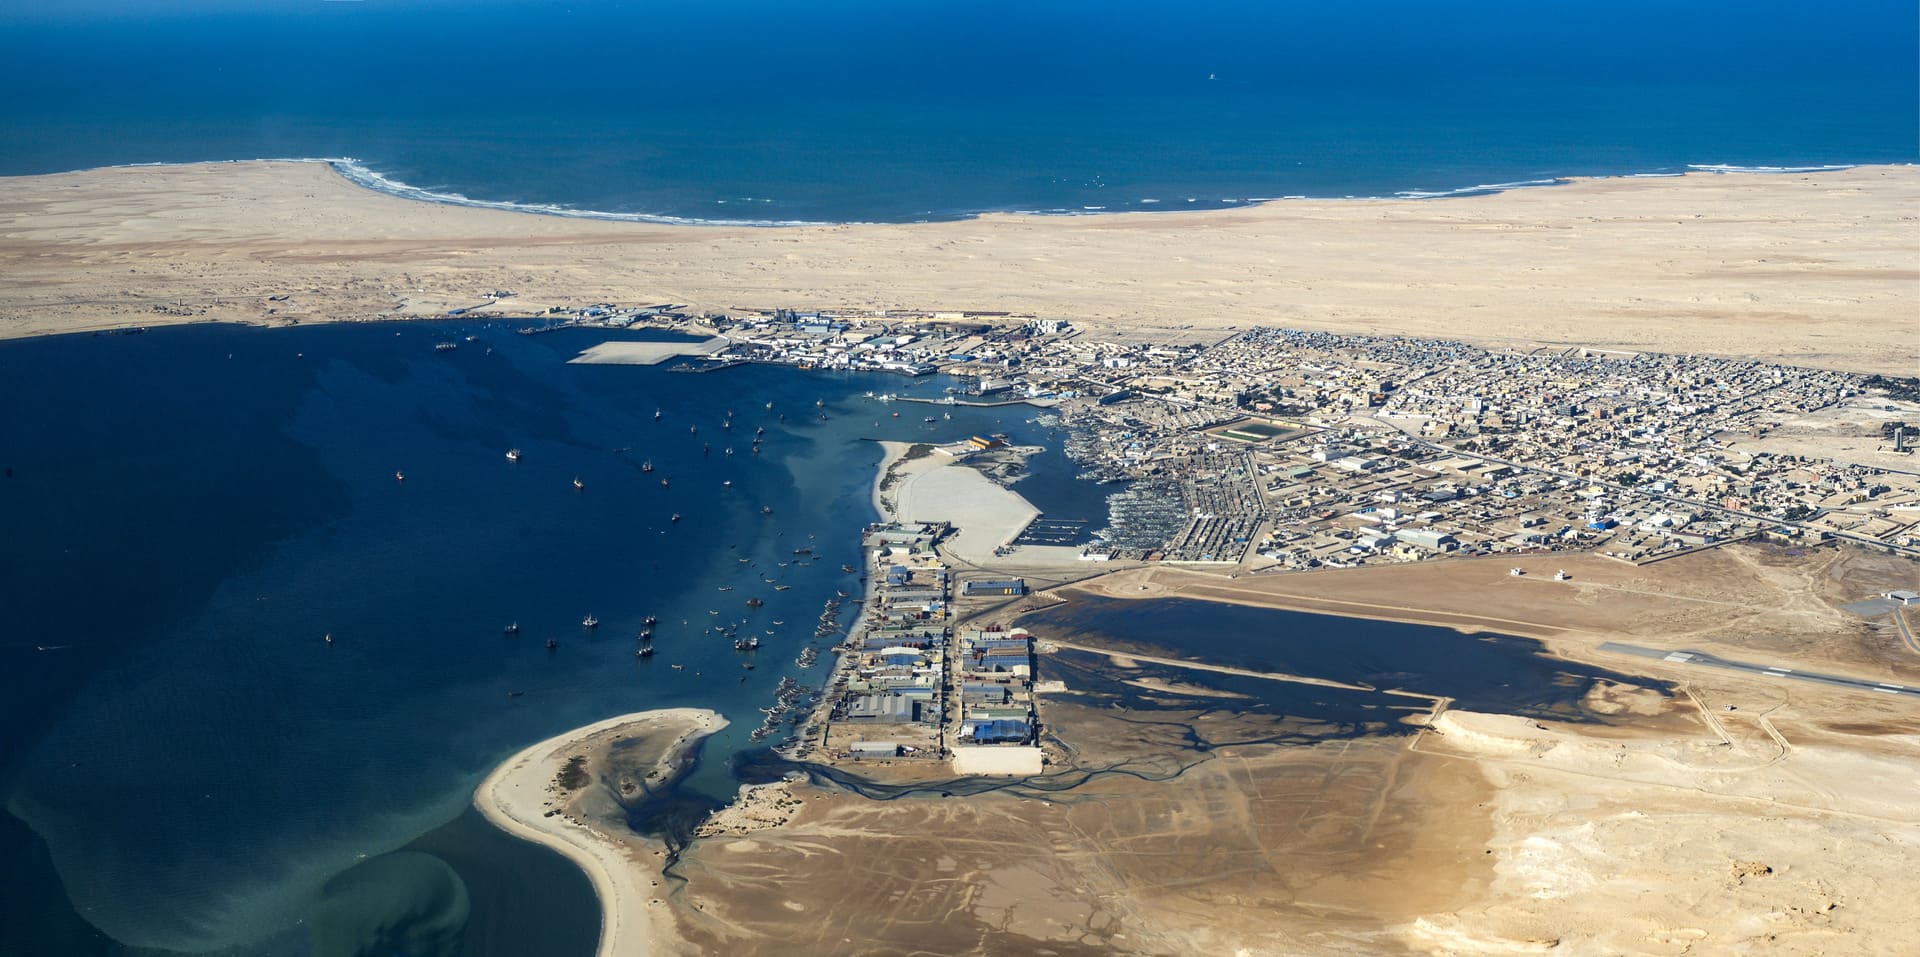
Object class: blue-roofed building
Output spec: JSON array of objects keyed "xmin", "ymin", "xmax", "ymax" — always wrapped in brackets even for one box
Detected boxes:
[{"xmin": 961, "ymin": 718, "xmax": 1030, "ymax": 744}]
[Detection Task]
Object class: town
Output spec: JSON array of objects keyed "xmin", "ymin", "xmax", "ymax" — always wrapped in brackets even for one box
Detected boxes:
[
  {"xmin": 533, "ymin": 302, "xmax": 1920, "ymax": 773},
  {"xmin": 554, "ymin": 303, "xmax": 1920, "ymax": 571}
]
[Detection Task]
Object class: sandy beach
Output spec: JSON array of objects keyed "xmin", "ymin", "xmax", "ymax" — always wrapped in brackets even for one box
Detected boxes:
[
  {"xmin": 473, "ymin": 708, "xmax": 726, "ymax": 957},
  {"xmin": 2, "ymin": 161, "xmax": 1915, "ymax": 373}
]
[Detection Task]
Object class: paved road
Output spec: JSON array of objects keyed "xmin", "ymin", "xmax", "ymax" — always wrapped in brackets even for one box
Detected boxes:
[
  {"xmin": 1894, "ymin": 607, "xmax": 1920, "ymax": 658},
  {"xmin": 1600, "ymin": 642, "xmax": 1915, "ymax": 698}
]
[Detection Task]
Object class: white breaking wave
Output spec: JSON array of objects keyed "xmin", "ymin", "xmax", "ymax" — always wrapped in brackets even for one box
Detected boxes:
[
  {"xmin": 67, "ymin": 156, "xmax": 1901, "ymax": 223},
  {"xmin": 327, "ymin": 159, "xmax": 851, "ymax": 227},
  {"xmin": 1686, "ymin": 163, "xmax": 1857, "ymax": 174},
  {"xmin": 1393, "ymin": 178, "xmax": 1564, "ymax": 200}
]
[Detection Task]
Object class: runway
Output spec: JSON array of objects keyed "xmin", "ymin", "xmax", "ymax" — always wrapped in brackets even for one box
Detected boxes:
[{"xmin": 1600, "ymin": 642, "xmax": 1914, "ymax": 698}]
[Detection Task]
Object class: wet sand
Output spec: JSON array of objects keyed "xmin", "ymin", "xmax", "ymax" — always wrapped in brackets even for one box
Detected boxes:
[{"xmin": 473, "ymin": 708, "xmax": 725, "ymax": 957}]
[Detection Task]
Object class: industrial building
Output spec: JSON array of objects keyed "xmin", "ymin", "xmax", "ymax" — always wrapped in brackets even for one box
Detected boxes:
[{"xmin": 962, "ymin": 578, "xmax": 1026, "ymax": 597}]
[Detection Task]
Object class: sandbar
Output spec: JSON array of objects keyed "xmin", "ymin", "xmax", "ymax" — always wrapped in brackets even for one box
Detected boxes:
[{"xmin": 473, "ymin": 708, "xmax": 725, "ymax": 957}]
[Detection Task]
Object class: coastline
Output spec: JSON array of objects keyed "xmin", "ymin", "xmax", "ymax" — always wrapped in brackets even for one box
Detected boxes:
[
  {"xmin": 3, "ymin": 160, "xmax": 1915, "ymax": 373},
  {"xmin": 473, "ymin": 708, "xmax": 727, "ymax": 957},
  {"xmin": 27, "ymin": 155, "xmax": 1894, "ymax": 227}
]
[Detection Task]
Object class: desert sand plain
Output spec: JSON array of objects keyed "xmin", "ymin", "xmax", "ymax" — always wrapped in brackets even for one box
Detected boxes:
[
  {"xmin": 1, "ymin": 161, "xmax": 1916, "ymax": 373},
  {"xmin": 670, "ymin": 543, "xmax": 1920, "ymax": 956}
]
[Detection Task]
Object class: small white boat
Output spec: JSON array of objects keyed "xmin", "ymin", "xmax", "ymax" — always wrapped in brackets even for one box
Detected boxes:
[
  {"xmin": 394, "ymin": 470, "xmax": 406, "ymax": 482},
  {"xmin": 506, "ymin": 449, "xmax": 521, "ymax": 463},
  {"xmin": 573, "ymin": 477, "xmax": 585, "ymax": 490},
  {"xmin": 582, "ymin": 615, "xmax": 599, "ymax": 629}
]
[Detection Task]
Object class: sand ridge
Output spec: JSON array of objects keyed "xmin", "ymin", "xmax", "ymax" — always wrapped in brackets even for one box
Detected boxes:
[{"xmin": 2, "ymin": 161, "xmax": 1916, "ymax": 373}]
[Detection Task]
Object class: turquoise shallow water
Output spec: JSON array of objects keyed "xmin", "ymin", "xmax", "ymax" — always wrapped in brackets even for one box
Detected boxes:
[{"xmin": 0, "ymin": 322, "xmax": 1086, "ymax": 955}]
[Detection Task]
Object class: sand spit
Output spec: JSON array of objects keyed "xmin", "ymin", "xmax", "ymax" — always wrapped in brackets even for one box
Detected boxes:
[
  {"xmin": 2, "ymin": 162, "xmax": 1916, "ymax": 373},
  {"xmin": 474, "ymin": 708, "xmax": 725, "ymax": 957}
]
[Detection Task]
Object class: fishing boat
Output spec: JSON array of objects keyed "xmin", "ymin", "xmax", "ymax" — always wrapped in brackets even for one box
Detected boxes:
[
  {"xmin": 504, "ymin": 622, "xmax": 520, "ymax": 635},
  {"xmin": 661, "ymin": 478, "xmax": 670, "ymax": 488},
  {"xmin": 635, "ymin": 646, "xmax": 655, "ymax": 658},
  {"xmin": 745, "ymin": 597, "xmax": 765, "ymax": 608},
  {"xmin": 545, "ymin": 638, "xmax": 558, "ymax": 650},
  {"xmin": 671, "ymin": 512, "xmax": 682, "ymax": 523},
  {"xmin": 654, "ymin": 408, "xmax": 662, "ymax": 420},
  {"xmin": 394, "ymin": 470, "xmax": 405, "ymax": 482},
  {"xmin": 434, "ymin": 342, "xmax": 457, "ymax": 353},
  {"xmin": 582, "ymin": 615, "xmax": 599, "ymax": 629},
  {"xmin": 643, "ymin": 615, "xmax": 658, "ymax": 627},
  {"xmin": 506, "ymin": 449, "xmax": 521, "ymax": 463},
  {"xmin": 641, "ymin": 460, "xmax": 653, "ymax": 473},
  {"xmin": 573, "ymin": 477, "xmax": 585, "ymax": 490},
  {"xmin": 761, "ymin": 505, "xmax": 773, "ymax": 515},
  {"xmin": 723, "ymin": 480, "xmax": 733, "ymax": 488}
]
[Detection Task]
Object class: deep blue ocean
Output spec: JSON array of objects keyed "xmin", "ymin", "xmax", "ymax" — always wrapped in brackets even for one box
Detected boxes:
[{"xmin": 2, "ymin": 0, "xmax": 1914, "ymax": 222}]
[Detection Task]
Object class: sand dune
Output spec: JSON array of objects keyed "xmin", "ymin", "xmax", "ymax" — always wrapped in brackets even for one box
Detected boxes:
[{"xmin": 2, "ymin": 161, "xmax": 1915, "ymax": 373}]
